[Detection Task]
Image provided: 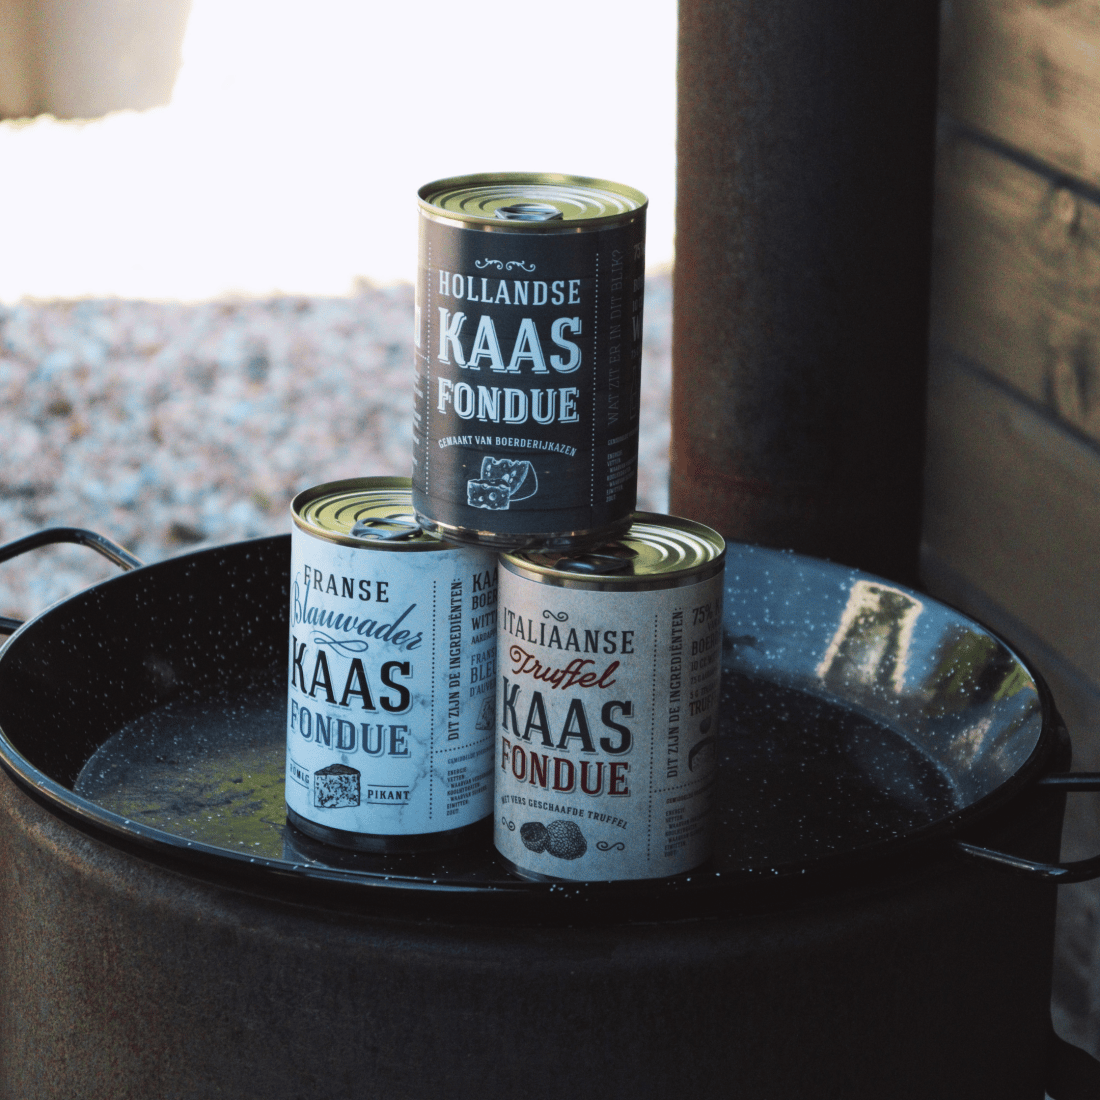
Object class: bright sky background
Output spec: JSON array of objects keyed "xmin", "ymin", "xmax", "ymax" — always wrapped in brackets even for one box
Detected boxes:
[{"xmin": 0, "ymin": 0, "xmax": 677, "ymax": 301}]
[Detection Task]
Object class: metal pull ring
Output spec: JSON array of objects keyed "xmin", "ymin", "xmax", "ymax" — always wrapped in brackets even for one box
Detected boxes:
[
  {"xmin": 555, "ymin": 548, "xmax": 637, "ymax": 576},
  {"xmin": 494, "ymin": 202, "xmax": 563, "ymax": 222},
  {"xmin": 349, "ymin": 515, "xmax": 422, "ymax": 542}
]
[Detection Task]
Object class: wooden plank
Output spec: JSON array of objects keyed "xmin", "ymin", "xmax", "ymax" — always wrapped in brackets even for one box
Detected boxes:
[
  {"xmin": 932, "ymin": 130, "xmax": 1100, "ymax": 443},
  {"xmin": 940, "ymin": 0, "xmax": 1100, "ymax": 185},
  {"xmin": 922, "ymin": 354, "xmax": 1100, "ymax": 683}
]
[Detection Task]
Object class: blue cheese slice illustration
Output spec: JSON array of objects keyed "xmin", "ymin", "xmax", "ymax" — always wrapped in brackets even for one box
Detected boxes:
[{"xmin": 313, "ymin": 763, "xmax": 361, "ymax": 809}]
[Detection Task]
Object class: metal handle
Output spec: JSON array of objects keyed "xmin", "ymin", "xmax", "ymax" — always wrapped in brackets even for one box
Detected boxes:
[
  {"xmin": 0, "ymin": 527, "xmax": 144, "ymax": 635},
  {"xmin": 953, "ymin": 773, "xmax": 1100, "ymax": 883}
]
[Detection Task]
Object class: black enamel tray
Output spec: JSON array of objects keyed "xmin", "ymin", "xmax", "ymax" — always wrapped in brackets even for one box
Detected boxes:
[{"xmin": 0, "ymin": 532, "xmax": 1058, "ymax": 916}]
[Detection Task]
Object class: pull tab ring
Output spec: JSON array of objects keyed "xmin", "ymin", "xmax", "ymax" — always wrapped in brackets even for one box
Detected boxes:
[{"xmin": 349, "ymin": 514, "xmax": 422, "ymax": 542}]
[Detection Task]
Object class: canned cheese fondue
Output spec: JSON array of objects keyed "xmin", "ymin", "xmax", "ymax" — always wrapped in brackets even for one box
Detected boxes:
[
  {"xmin": 287, "ymin": 477, "xmax": 497, "ymax": 852},
  {"xmin": 494, "ymin": 513, "xmax": 726, "ymax": 880},
  {"xmin": 412, "ymin": 172, "xmax": 648, "ymax": 550}
]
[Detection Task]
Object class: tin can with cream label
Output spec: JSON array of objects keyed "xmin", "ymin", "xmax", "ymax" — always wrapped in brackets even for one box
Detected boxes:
[
  {"xmin": 287, "ymin": 477, "xmax": 497, "ymax": 852},
  {"xmin": 494, "ymin": 513, "xmax": 725, "ymax": 881},
  {"xmin": 413, "ymin": 172, "xmax": 647, "ymax": 550}
]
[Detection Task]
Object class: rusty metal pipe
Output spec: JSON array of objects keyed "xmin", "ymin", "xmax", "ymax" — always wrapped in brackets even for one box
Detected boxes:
[{"xmin": 672, "ymin": 0, "xmax": 940, "ymax": 586}]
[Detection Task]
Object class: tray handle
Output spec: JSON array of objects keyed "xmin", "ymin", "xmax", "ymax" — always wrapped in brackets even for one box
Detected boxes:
[
  {"xmin": 953, "ymin": 773, "xmax": 1100, "ymax": 883},
  {"xmin": 0, "ymin": 527, "xmax": 144, "ymax": 635}
]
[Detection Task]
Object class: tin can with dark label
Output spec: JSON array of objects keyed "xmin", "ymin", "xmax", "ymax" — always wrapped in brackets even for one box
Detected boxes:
[
  {"xmin": 413, "ymin": 172, "xmax": 648, "ymax": 550},
  {"xmin": 494, "ymin": 513, "xmax": 726, "ymax": 881},
  {"xmin": 287, "ymin": 477, "xmax": 498, "ymax": 852}
]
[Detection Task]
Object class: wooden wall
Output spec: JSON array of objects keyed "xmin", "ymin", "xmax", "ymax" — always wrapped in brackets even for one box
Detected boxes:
[{"xmin": 928, "ymin": 0, "xmax": 1100, "ymax": 1053}]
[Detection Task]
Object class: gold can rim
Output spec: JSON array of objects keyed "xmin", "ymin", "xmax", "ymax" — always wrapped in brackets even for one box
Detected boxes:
[
  {"xmin": 500, "ymin": 512, "xmax": 726, "ymax": 591},
  {"xmin": 291, "ymin": 477, "xmax": 453, "ymax": 552},
  {"xmin": 418, "ymin": 172, "xmax": 647, "ymax": 231}
]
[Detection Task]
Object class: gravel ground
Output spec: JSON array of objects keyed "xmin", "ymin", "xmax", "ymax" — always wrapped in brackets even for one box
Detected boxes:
[{"xmin": 0, "ymin": 273, "xmax": 671, "ymax": 622}]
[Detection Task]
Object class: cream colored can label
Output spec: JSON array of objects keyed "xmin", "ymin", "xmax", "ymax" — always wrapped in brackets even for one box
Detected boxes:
[
  {"xmin": 494, "ymin": 569, "xmax": 724, "ymax": 880},
  {"xmin": 286, "ymin": 531, "xmax": 497, "ymax": 836}
]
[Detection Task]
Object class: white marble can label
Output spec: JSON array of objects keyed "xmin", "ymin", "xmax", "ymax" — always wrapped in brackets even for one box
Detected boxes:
[
  {"xmin": 286, "ymin": 527, "xmax": 497, "ymax": 840},
  {"xmin": 494, "ymin": 568, "xmax": 724, "ymax": 880}
]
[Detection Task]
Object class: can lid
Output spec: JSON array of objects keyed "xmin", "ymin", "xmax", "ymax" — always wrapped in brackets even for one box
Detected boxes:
[
  {"xmin": 501, "ymin": 512, "xmax": 726, "ymax": 590},
  {"xmin": 418, "ymin": 172, "xmax": 647, "ymax": 229},
  {"xmin": 291, "ymin": 477, "xmax": 449, "ymax": 551}
]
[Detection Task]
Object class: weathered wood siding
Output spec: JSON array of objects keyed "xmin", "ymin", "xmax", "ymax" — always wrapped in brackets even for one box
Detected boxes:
[
  {"xmin": 940, "ymin": 0, "xmax": 1100, "ymax": 190},
  {"xmin": 930, "ymin": 0, "xmax": 1100, "ymax": 723},
  {"xmin": 929, "ymin": 0, "xmax": 1100, "ymax": 1053},
  {"xmin": 933, "ymin": 132, "xmax": 1100, "ymax": 427}
]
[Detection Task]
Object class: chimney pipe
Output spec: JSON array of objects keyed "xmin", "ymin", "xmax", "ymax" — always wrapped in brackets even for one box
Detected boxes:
[{"xmin": 671, "ymin": 0, "xmax": 940, "ymax": 587}]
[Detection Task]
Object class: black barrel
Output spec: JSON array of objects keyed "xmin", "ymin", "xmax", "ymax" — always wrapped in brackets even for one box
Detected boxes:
[{"xmin": 0, "ymin": 763, "xmax": 1068, "ymax": 1099}]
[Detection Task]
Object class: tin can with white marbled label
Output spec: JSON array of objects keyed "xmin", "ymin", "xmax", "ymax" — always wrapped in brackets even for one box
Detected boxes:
[
  {"xmin": 413, "ymin": 172, "xmax": 647, "ymax": 550},
  {"xmin": 495, "ymin": 513, "xmax": 725, "ymax": 881},
  {"xmin": 287, "ymin": 477, "xmax": 498, "ymax": 852}
]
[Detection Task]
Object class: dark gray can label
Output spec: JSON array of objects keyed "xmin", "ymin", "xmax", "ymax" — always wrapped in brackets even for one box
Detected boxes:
[{"xmin": 413, "ymin": 215, "xmax": 646, "ymax": 541}]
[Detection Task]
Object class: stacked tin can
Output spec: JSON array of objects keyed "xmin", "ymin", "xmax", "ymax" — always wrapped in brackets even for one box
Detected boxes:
[
  {"xmin": 286, "ymin": 478, "xmax": 497, "ymax": 852},
  {"xmin": 412, "ymin": 172, "xmax": 648, "ymax": 549},
  {"xmin": 286, "ymin": 173, "xmax": 726, "ymax": 882},
  {"xmin": 493, "ymin": 522, "xmax": 725, "ymax": 882}
]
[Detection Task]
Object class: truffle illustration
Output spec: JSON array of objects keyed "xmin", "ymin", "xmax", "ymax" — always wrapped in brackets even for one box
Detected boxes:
[
  {"xmin": 520, "ymin": 818, "xmax": 588, "ymax": 859},
  {"xmin": 544, "ymin": 818, "xmax": 587, "ymax": 860},
  {"xmin": 520, "ymin": 821, "xmax": 549, "ymax": 852}
]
